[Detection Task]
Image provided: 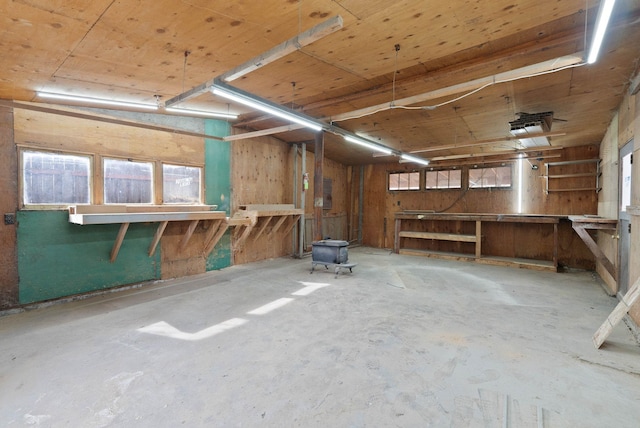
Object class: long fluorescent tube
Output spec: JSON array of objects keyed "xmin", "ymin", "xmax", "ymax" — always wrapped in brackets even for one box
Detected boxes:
[
  {"xmin": 165, "ymin": 107, "xmax": 237, "ymax": 120},
  {"xmin": 587, "ymin": 0, "xmax": 616, "ymax": 64},
  {"xmin": 401, "ymin": 153, "xmax": 430, "ymax": 166},
  {"xmin": 517, "ymin": 154, "xmax": 524, "ymax": 214},
  {"xmin": 344, "ymin": 135, "xmax": 393, "ymax": 155},
  {"xmin": 37, "ymin": 92, "xmax": 158, "ymax": 110},
  {"xmin": 211, "ymin": 84, "xmax": 323, "ymax": 132}
]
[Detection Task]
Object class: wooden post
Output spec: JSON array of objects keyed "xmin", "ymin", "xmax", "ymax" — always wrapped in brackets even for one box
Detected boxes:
[{"xmin": 313, "ymin": 132, "xmax": 324, "ymax": 242}]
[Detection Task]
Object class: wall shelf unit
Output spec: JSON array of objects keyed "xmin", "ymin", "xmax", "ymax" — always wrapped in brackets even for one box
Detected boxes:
[
  {"xmin": 543, "ymin": 159, "xmax": 601, "ymax": 194},
  {"xmin": 394, "ymin": 212, "xmax": 561, "ymax": 272},
  {"xmin": 68, "ymin": 205, "xmax": 226, "ymax": 262}
]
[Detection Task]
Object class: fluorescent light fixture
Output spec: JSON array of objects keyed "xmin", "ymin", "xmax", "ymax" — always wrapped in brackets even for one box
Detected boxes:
[
  {"xmin": 211, "ymin": 83, "xmax": 323, "ymax": 132},
  {"xmin": 517, "ymin": 154, "xmax": 524, "ymax": 214},
  {"xmin": 344, "ymin": 135, "xmax": 393, "ymax": 155},
  {"xmin": 587, "ymin": 0, "xmax": 616, "ymax": 64},
  {"xmin": 400, "ymin": 153, "xmax": 430, "ymax": 166},
  {"xmin": 165, "ymin": 107, "xmax": 237, "ymax": 120},
  {"xmin": 37, "ymin": 92, "xmax": 158, "ymax": 110}
]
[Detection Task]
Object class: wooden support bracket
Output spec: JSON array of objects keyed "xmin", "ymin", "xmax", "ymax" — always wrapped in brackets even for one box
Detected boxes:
[
  {"xmin": 270, "ymin": 215, "xmax": 289, "ymax": 234},
  {"xmin": 148, "ymin": 221, "xmax": 169, "ymax": 257},
  {"xmin": 203, "ymin": 220, "xmax": 229, "ymax": 257},
  {"xmin": 110, "ymin": 222, "xmax": 130, "ymax": 263},
  {"xmin": 593, "ymin": 277, "xmax": 640, "ymax": 348},
  {"xmin": 569, "ymin": 217, "xmax": 618, "ymax": 279},
  {"xmin": 252, "ymin": 216, "xmax": 274, "ymax": 242},
  {"xmin": 281, "ymin": 215, "xmax": 301, "ymax": 237},
  {"xmin": 180, "ymin": 220, "xmax": 200, "ymax": 251}
]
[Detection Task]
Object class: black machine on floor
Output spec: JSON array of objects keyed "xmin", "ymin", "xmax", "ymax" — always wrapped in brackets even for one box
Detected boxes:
[{"xmin": 310, "ymin": 239, "xmax": 356, "ymax": 277}]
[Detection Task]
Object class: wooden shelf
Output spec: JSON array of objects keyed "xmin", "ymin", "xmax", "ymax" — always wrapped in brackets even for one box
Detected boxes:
[
  {"xmin": 568, "ymin": 216, "xmax": 618, "ymax": 279},
  {"xmin": 394, "ymin": 212, "xmax": 560, "ymax": 271},
  {"xmin": 228, "ymin": 204, "xmax": 303, "ymax": 253},
  {"xmin": 544, "ymin": 159, "xmax": 601, "ymax": 194},
  {"xmin": 69, "ymin": 205, "xmax": 226, "ymax": 262}
]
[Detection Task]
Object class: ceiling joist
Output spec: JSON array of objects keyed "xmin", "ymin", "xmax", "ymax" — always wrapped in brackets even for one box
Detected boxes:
[
  {"xmin": 329, "ymin": 52, "xmax": 585, "ymax": 122},
  {"xmin": 164, "ymin": 15, "xmax": 344, "ymax": 108}
]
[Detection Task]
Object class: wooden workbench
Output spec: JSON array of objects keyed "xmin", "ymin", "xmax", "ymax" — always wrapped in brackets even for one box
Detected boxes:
[{"xmin": 394, "ymin": 212, "xmax": 563, "ymax": 271}]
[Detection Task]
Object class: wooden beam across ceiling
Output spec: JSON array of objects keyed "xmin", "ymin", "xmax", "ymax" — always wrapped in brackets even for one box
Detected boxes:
[
  {"xmin": 328, "ymin": 52, "xmax": 585, "ymax": 122},
  {"xmin": 164, "ymin": 15, "xmax": 343, "ymax": 108}
]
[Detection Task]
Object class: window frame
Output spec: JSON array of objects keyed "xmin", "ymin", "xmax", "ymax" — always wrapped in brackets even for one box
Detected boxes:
[
  {"xmin": 162, "ymin": 163, "xmax": 204, "ymax": 205},
  {"xmin": 468, "ymin": 164, "xmax": 513, "ymax": 189},
  {"xmin": 19, "ymin": 147, "xmax": 206, "ymax": 209},
  {"xmin": 388, "ymin": 171, "xmax": 421, "ymax": 191},
  {"xmin": 103, "ymin": 156, "xmax": 155, "ymax": 205},
  {"xmin": 19, "ymin": 148, "xmax": 94, "ymax": 210},
  {"xmin": 425, "ymin": 168, "xmax": 462, "ymax": 190}
]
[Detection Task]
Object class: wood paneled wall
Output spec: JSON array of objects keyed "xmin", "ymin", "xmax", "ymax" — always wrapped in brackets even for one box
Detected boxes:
[
  {"xmin": 231, "ymin": 135, "xmax": 295, "ymax": 264},
  {"xmin": 13, "ymin": 109, "xmax": 204, "ymax": 165},
  {"xmin": 0, "ymin": 106, "xmax": 19, "ymax": 307},
  {"xmin": 363, "ymin": 144, "xmax": 600, "ymax": 269}
]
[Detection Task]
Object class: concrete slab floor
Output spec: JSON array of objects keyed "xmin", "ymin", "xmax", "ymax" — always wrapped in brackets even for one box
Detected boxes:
[{"xmin": 1, "ymin": 247, "xmax": 639, "ymax": 427}]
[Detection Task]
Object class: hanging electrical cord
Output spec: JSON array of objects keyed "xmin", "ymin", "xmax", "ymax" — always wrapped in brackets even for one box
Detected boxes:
[
  {"xmin": 334, "ymin": 60, "xmax": 587, "ymax": 122},
  {"xmin": 182, "ymin": 50, "xmax": 191, "ymax": 94},
  {"xmin": 435, "ymin": 186, "xmax": 469, "ymax": 213},
  {"xmin": 391, "ymin": 44, "xmax": 400, "ymax": 107}
]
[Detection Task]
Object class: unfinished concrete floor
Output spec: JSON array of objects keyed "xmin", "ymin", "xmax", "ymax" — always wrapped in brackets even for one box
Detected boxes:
[{"xmin": 1, "ymin": 247, "xmax": 640, "ymax": 427}]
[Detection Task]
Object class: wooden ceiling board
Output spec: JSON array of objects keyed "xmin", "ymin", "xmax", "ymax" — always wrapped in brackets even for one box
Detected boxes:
[
  {"xmin": 7, "ymin": 0, "xmax": 112, "ymax": 23},
  {"xmin": 1, "ymin": 0, "xmax": 639, "ymax": 165},
  {"xmin": 0, "ymin": 1, "xmax": 110, "ymax": 99}
]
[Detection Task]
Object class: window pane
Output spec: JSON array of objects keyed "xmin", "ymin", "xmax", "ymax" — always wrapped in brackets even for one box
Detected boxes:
[
  {"xmin": 469, "ymin": 166, "xmax": 511, "ymax": 188},
  {"xmin": 408, "ymin": 172, "xmax": 420, "ymax": 189},
  {"xmin": 163, "ymin": 164, "xmax": 201, "ymax": 204},
  {"xmin": 450, "ymin": 170, "xmax": 462, "ymax": 188},
  {"xmin": 425, "ymin": 171, "xmax": 437, "ymax": 189},
  {"xmin": 427, "ymin": 169, "xmax": 461, "ymax": 190},
  {"xmin": 104, "ymin": 158, "xmax": 153, "ymax": 204},
  {"xmin": 469, "ymin": 169, "xmax": 483, "ymax": 188},
  {"xmin": 389, "ymin": 173, "xmax": 400, "ymax": 190},
  {"xmin": 496, "ymin": 166, "xmax": 512, "ymax": 187},
  {"xmin": 389, "ymin": 172, "xmax": 420, "ymax": 191},
  {"xmin": 23, "ymin": 151, "xmax": 90, "ymax": 205}
]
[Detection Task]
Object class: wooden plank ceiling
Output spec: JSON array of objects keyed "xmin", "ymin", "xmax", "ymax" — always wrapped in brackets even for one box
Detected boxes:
[{"xmin": 1, "ymin": 0, "xmax": 639, "ymax": 165}]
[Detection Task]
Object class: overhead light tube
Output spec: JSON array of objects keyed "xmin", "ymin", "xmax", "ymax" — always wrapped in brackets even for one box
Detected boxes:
[
  {"xmin": 37, "ymin": 92, "xmax": 158, "ymax": 110},
  {"xmin": 400, "ymin": 153, "xmax": 430, "ymax": 166},
  {"xmin": 587, "ymin": 0, "xmax": 617, "ymax": 64},
  {"xmin": 165, "ymin": 107, "xmax": 237, "ymax": 120},
  {"xmin": 211, "ymin": 83, "xmax": 323, "ymax": 132},
  {"xmin": 517, "ymin": 153, "xmax": 524, "ymax": 214},
  {"xmin": 344, "ymin": 135, "xmax": 393, "ymax": 155}
]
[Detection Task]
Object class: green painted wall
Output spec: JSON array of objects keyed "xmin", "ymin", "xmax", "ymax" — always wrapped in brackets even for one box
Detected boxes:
[
  {"xmin": 15, "ymin": 118, "xmax": 232, "ymax": 304},
  {"xmin": 204, "ymin": 119, "xmax": 232, "ymax": 271},
  {"xmin": 17, "ymin": 210, "xmax": 160, "ymax": 304}
]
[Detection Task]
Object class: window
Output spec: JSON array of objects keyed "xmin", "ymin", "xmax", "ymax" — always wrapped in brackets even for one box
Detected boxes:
[
  {"xmin": 426, "ymin": 169, "xmax": 462, "ymax": 189},
  {"xmin": 104, "ymin": 158, "xmax": 153, "ymax": 204},
  {"xmin": 22, "ymin": 150, "xmax": 91, "ymax": 205},
  {"xmin": 163, "ymin": 164, "xmax": 202, "ymax": 204},
  {"xmin": 389, "ymin": 172, "xmax": 420, "ymax": 191},
  {"xmin": 469, "ymin": 165, "xmax": 512, "ymax": 188}
]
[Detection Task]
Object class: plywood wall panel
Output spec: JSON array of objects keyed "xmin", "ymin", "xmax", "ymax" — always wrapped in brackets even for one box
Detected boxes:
[
  {"xmin": 0, "ymin": 107, "xmax": 19, "ymax": 308},
  {"xmin": 160, "ymin": 221, "xmax": 207, "ymax": 279},
  {"xmin": 364, "ymin": 144, "xmax": 599, "ymax": 266},
  {"xmin": 13, "ymin": 108, "xmax": 204, "ymax": 165},
  {"xmin": 231, "ymin": 135, "xmax": 295, "ymax": 264}
]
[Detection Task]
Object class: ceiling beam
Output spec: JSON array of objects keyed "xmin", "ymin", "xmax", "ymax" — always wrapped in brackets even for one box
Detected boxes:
[
  {"xmin": 164, "ymin": 16, "xmax": 343, "ymax": 108},
  {"xmin": 329, "ymin": 52, "xmax": 585, "ymax": 122},
  {"xmin": 0, "ymin": 100, "xmax": 223, "ymax": 141},
  {"xmin": 409, "ymin": 132, "xmax": 566, "ymax": 154},
  {"xmin": 223, "ymin": 124, "xmax": 304, "ymax": 141},
  {"xmin": 219, "ymin": 15, "xmax": 343, "ymax": 82}
]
